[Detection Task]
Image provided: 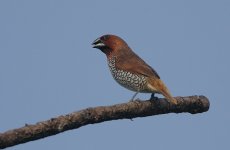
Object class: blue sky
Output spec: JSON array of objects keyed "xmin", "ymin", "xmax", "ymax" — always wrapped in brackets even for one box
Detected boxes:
[{"xmin": 0, "ymin": 0, "xmax": 229, "ymax": 149}]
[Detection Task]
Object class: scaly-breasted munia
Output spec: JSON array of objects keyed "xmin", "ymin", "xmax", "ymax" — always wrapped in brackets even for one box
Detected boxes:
[{"xmin": 92, "ymin": 34, "xmax": 177, "ymax": 105}]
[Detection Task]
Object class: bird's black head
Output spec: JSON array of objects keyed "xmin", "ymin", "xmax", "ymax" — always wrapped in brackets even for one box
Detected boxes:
[{"xmin": 92, "ymin": 34, "xmax": 128, "ymax": 56}]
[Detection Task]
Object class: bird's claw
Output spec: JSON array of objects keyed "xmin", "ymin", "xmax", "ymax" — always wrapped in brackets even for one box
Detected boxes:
[
  {"xmin": 150, "ymin": 93, "xmax": 159, "ymax": 101},
  {"xmin": 130, "ymin": 98, "xmax": 141, "ymax": 102},
  {"xmin": 134, "ymin": 98, "xmax": 141, "ymax": 102}
]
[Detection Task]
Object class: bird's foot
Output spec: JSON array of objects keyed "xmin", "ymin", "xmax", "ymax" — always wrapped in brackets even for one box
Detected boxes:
[
  {"xmin": 129, "ymin": 92, "xmax": 139, "ymax": 102},
  {"xmin": 129, "ymin": 98, "xmax": 141, "ymax": 102},
  {"xmin": 150, "ymin": 93, "xmax": 159, "ymax": 101},
  {"xmin": 134, "ymin": 98, "xmax": 141, "ymax": 102},
  {"xmin": 129, "ymin": 98, "xmax": 134, "ymax": 102}
]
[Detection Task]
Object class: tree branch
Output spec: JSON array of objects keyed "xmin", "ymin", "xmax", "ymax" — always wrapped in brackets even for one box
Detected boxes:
[{"xmin": 0, "ymin": 95, "xmax": 209, "ymax": 149}]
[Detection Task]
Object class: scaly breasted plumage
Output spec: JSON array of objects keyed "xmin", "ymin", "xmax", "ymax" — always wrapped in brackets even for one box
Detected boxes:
[{"xmin": 92, "ymin": 34, "xmax": 177, "ymax": 105}]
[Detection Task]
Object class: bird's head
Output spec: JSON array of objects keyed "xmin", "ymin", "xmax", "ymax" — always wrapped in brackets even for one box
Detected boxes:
[{"xmin": 92, "ymin": 34, "xmax": 129, "ymax": 57}]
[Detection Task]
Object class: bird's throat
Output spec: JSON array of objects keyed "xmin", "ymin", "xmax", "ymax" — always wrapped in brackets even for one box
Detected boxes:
[{"xmin": 101, "ymin": 48, "xmax": 112, "ymax": 57}]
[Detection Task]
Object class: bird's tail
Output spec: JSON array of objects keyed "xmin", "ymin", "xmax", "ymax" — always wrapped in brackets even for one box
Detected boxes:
[{"xmin": 148, "ymin": 78, "xmax": 177, "ymax": 105}]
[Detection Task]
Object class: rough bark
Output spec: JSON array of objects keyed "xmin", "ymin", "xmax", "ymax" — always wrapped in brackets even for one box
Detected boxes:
[{"xmin": 0, "ymin": 95, "xmax": 209, "ymax": 149}]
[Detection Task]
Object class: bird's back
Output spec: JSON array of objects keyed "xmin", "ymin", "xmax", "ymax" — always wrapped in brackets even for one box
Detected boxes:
[{"xmin": 114, "ymin": 46, "xmax": 160, "ymax": 79}]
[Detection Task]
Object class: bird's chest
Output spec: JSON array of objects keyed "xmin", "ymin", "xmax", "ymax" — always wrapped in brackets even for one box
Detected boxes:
[{"xmin": 107, "ymin": 57, "xmax": 147, "ymax": 92}]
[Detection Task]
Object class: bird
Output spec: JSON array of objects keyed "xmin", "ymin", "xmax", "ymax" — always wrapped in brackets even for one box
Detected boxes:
[{"xmin": 92, "ymin": 34, "xmax": 177, "ymax": 105}]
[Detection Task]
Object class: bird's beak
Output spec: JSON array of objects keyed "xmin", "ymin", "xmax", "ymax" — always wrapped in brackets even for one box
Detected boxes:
[{"xmin": 92, "ymin": 38, "xmax": 105, "ymax": 48}]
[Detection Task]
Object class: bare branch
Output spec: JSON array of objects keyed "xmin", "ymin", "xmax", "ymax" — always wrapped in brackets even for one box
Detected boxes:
[{"xmin": 0, "ymin": 95, "xmax": 209, "ymax": 149}]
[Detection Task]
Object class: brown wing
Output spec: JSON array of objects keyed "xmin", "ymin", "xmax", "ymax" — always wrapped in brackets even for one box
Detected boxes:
[{"xmin": 115, "ymin": 48, "xmax": 160, "ymax": 79}]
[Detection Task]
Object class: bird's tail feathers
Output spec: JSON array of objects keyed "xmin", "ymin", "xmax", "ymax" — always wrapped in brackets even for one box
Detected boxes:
[{"xmin": 149, "ymin": 78, "xmax": 177, "ymax": 105}]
